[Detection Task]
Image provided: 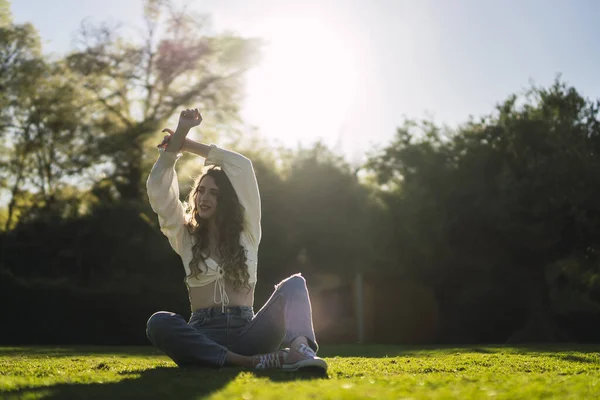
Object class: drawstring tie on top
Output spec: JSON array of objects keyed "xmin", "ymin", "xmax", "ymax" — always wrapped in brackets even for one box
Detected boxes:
[{"xmin": 213, "ymin": 267, "xmax": 230, "ymax": 312}]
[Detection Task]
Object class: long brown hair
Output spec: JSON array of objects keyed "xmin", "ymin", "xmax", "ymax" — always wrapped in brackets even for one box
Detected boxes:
[{"xmin": 186, "ymin": 167, "xmax": 249, "ymax": 290}]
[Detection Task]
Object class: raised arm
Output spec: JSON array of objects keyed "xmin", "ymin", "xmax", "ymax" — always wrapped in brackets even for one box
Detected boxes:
[
  {"xmin": 157, "ymin": 109, "xmax": 262, "ymax": 247},
  {"xmin": 185, "ymin": 140, "xmax": 262, "ymax": 247},
  {"xmin": 146, "ymin": 150, "xmax": 190, "ymax": 256},
  {"xmin": 146, "ymin": 109, "xmax": 202, "ymax": 255}
]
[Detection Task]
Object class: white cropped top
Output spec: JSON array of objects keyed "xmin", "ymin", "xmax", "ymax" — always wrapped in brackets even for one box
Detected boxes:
[{"xmin": 146, "ymin": 145, "xmax": 262, "ymax": 310}]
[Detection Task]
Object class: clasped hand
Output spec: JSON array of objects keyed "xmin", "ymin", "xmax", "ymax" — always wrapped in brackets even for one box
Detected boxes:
[{"xmin": 157, "ymin": 108, "xmax": 202, "ymax": 150}]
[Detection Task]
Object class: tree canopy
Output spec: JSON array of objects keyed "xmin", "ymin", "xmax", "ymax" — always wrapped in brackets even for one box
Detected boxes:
[{"xmin": 3, "ymin": 0, "xmax": 600, "ymax": 345}]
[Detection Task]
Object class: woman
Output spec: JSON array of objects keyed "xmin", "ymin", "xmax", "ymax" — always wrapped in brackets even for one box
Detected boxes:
[{"xmin": 145, "ymin": 108, "xmax": 327, "ymax": 372}]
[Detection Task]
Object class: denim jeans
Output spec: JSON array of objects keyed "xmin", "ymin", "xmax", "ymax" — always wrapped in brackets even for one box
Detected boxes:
[{"xmin": 146, "ymin": 273, "xmax": 318, "ymax": 367}]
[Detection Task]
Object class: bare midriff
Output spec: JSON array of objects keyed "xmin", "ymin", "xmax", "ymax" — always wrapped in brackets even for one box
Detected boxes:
[{"xmin": 188, "ymin": 282, "xmax": 255, "ymax": 311}]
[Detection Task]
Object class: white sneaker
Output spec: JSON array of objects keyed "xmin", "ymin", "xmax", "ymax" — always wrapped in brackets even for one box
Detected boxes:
[{"xmin": 282, "ymin": 343, "xmax": 328, "ymax": 372}]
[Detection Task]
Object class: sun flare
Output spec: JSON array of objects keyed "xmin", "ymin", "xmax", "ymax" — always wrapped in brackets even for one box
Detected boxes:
[{"xmin": 242, "ymin": 18, "xmax": 360, "ymax": 149}]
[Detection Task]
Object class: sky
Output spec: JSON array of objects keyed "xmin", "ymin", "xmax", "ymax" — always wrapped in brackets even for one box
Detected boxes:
[{"xmin": 11, "ymin": 0, "xmax": 600, "ymax": 164}]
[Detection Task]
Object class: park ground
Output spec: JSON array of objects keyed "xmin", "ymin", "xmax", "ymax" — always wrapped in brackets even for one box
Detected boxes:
[{"xmin": 1, "ymin": 344, "xmax": 600, "ymax": 399}]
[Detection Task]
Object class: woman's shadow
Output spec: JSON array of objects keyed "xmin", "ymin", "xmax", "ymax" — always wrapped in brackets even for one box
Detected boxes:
[{"xmin": 13, "ymin": 365, "xmax": 327, "ymax": 400}]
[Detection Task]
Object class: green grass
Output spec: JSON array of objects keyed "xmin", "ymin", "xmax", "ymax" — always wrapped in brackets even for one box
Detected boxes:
[{"xmin": 1, "ymin": 345, "xmax": 600, "ymax": 399}]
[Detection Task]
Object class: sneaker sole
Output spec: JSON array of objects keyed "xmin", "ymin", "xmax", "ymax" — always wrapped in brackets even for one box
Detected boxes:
[{"xmin": 282, "ymin": 357, "xmax": 328, "ymax": 372}]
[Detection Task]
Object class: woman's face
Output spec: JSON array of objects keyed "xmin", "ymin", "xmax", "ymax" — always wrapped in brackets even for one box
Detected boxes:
[{"xmin": 196, "ymin": 175, "xmax": 219, "ymax": 220}]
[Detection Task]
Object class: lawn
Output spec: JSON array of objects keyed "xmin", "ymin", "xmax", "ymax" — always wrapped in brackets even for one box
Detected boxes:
[{"xmin": 1, "ymin": 344, "xmax": 599, "ymax": 399}]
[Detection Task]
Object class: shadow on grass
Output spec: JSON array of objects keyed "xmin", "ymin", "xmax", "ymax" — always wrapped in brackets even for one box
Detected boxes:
[
  {"xmin": 0, "ymin": 346, "xmax": 162, "ymax": 358},
  {"xmin": 0, "ymin": 346, "xmax": 158, "ymax": 358},
  {"xmin": 4, "ymin": 343, "xmax": 600, "ymax": 360},
  {"xmin": 556, "ymin": 354, "xmax": 598, "ymax": 364},
  {"xmin": 318, "ymin": 343, "xmax": 600, "ymax": 359},
  {"xmin": 318, "ymin": 344, "xmax": 504, "ymax": 358},
  {"xmin": 10, "ymin": 365, "xmax": 327, "ymax": 400}
]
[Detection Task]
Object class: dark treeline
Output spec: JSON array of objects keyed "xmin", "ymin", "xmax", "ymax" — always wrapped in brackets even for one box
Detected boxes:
[{"xmin": 2, "ymin": 0, "xmax": 600, "ymax": 345}]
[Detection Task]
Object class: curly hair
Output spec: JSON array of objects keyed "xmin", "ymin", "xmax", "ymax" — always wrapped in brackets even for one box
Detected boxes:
[{"xmin": 185, "ymin": 167, "xmax": 250, "ymax": 290}]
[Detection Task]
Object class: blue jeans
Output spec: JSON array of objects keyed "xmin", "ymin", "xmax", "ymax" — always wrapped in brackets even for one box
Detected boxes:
[{"xmin": 146, "ymin": 274, "xmax": 318, "ymax": 367}]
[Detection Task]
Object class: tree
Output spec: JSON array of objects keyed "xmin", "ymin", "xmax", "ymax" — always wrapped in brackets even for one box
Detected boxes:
[
  {"xmin": 472, "ymin": 81, "xmax": 600, "ymax": 342},
  {"xmin": 280, "ymin": 142, "xmax": 376, "ymax": 276},
  {"xmin": 0, "ymin": 4, "xmax": 44, "ymax": 230},
  {"xmin": 368, "ymin": 78, "xmax": 600, "ymax": 342},
  {"xmin": 0, "ymin": 1, "xmax": 108, "ymax": 230},
  {"xmin": 3, "ymin": 61, "xmax": 103, "ymax": 229},
  {"xmin": 0, "ymin": 0, "xmax": 11, "ymax": 28},
  {"xmin": 66, "ymin": 0, "xmax": 261, "ymax": 201}
]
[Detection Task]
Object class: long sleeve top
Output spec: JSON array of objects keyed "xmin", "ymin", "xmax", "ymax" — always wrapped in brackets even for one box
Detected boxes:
[{"xmin": 146, "ymin": 144, "xmax": 261, "ymax": 310}]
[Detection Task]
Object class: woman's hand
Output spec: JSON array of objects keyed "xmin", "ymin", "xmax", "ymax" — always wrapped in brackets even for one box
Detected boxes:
[
  {"xmin": 157, "ymin": 128, "xmax": 174, "ymax": 150},
  {"xmin": 177, "ymin": 108, "xmax": 202, "ymax": 131},
  {"xmin": 157, "ymin": 108, "xmax": 202, "ymax": 151},
  {"xmin": 157, "ymin": 128, "xmax": 193, "ymax": 151}
]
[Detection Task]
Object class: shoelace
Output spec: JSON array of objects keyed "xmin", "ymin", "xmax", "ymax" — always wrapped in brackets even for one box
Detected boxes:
[
  {"xmin": 255, "ymin": 352, "xmax": 282, "ymax": 369},
  {"xmin": 296, "ymin": 343, "xmax": 316, "ymax": 358}
]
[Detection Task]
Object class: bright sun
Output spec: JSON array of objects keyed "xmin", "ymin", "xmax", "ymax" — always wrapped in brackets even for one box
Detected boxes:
[{"xmin": 241, "ymin": 17, "xmax": 360, "ymax": 150}]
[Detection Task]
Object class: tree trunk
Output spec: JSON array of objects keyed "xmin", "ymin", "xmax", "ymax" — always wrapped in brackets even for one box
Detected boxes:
[
  {"xmin": 115, "ymin": 146, "xmax": 143, "ymax": 201},
  {"xmin": 5, "ymin": 165, "xmax": 24, "ymax": 231},
  {"xmin": 506, "ymin": 263, "xmax": 569, "ymax": 343}
]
